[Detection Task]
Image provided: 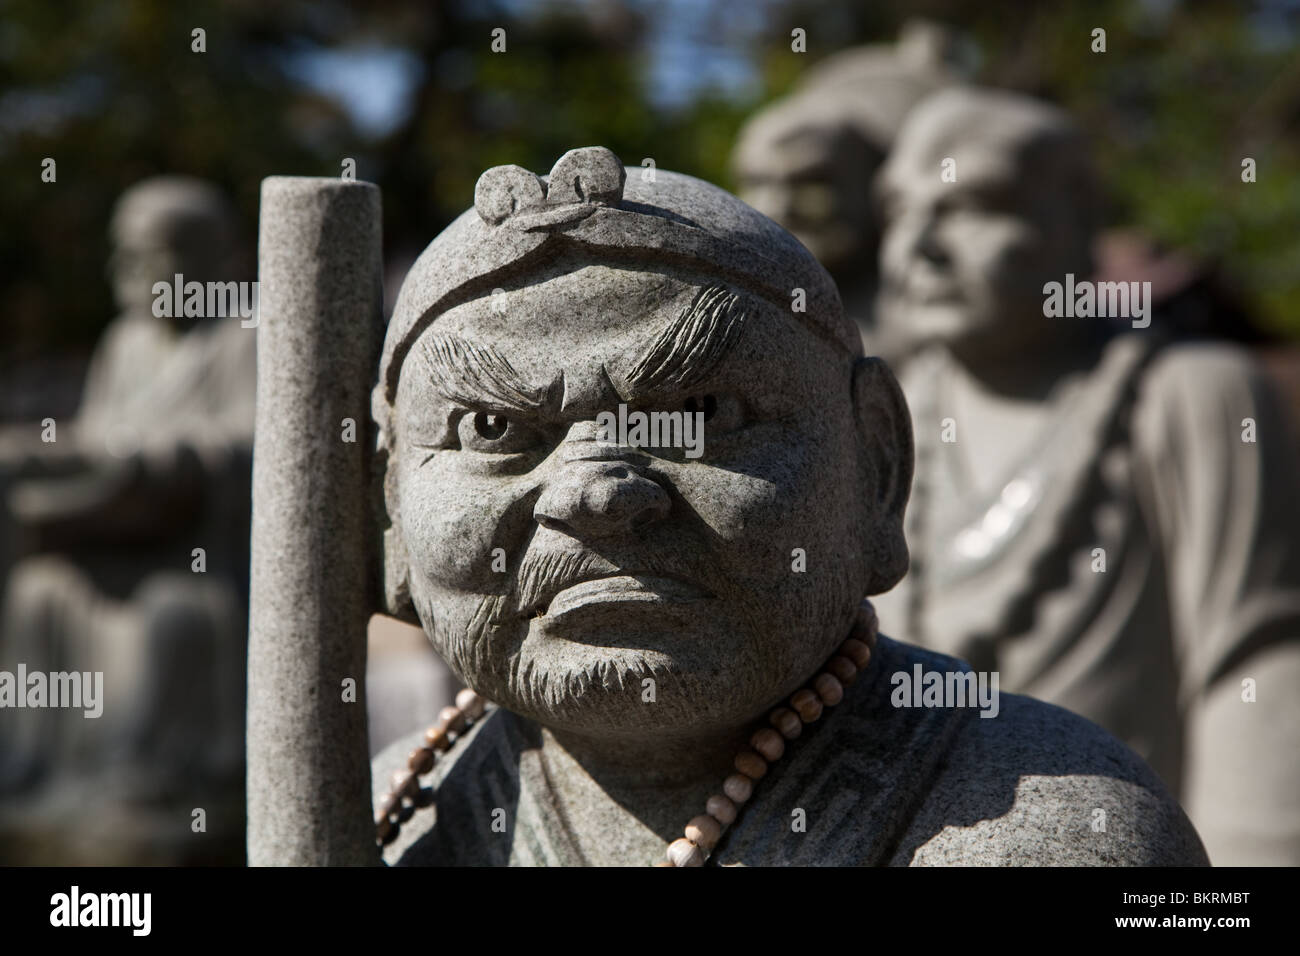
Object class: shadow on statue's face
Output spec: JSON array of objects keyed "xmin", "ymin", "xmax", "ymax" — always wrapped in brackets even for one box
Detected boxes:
[{"xmin": 391, "ymin": 260, "xmax": 868, "ymax": 738}]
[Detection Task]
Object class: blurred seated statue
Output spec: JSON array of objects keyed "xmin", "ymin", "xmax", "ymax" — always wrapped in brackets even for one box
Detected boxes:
[
  {"xmin": 0, "ymin": 176, "xmax": 254, "ymax": 863},
  {"xmin": 256, "ymin": 147, "xmax": 1213, "ymax": 866},
  {"xmin": 731, "ymin": 20, "xmax": 965, "ymax": 355},
  {"xmin": 870, "ymin": 87, "xmax": 1300, "ymax": 865}
]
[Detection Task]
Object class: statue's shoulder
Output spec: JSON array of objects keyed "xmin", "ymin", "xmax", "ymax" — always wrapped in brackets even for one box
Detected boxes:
[
  {"xmin": 372, "ymin": 706, "xmax": 526, "ymax": 866},
  {"xmin": 892, "ymin": 687, "xmax": 1210, "ymax": 866},
  {"xmin": 1134, "ymin": 338, "xmax": 1274, "ymax": 429},
  {"xmin": 737, "ymin": 636, "xmax": 1208, "ymax": 866}
]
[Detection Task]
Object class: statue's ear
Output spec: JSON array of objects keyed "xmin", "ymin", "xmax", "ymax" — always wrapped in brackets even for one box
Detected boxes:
[
  {"xmin": 372, "ymin": 384, "xmax": 420, "ymax": 625},
  {"xmin": 851, "ymin": 356, "xmax": 913, "ymax": 595}
]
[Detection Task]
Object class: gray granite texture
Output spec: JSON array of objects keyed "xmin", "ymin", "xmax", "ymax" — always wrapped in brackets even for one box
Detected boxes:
[
  {"xmin": 246, "ymin": 177, "xmax": 383, "ymax": 865},
  {"xmin": 355, "ymin": 147, "xmax": 1207, "ymax": 866},
  {"xmin": 375, "ymin": 635, "xmax": 1208, "ymax": 866},
  {"xmin": 731, "ymin": 21, "xmax": 964, "ymax": 351},
  {"xmin": 871, "ymin": 86, "xmax": 1300, "ymax": 865}
]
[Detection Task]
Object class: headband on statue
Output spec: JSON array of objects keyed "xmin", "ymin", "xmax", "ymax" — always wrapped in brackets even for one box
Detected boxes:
[{"xmin": 376, "ymin": 146, "xmax": 858, "ymax": 410}]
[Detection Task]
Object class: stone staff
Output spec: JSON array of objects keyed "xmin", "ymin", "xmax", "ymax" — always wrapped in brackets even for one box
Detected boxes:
[{"xmin": 247, "ymin": 178, "xmax": 383, "ymax": 865}]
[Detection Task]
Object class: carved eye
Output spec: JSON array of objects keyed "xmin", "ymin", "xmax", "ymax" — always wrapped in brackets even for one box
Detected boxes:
[
  {"xmin": 475, "ymin": 412, "xmax": 508, "ymax": 440},
  {"xmin": 681, "ymin": 393, "xmax": 745, "ymax": 435},
  {"xmin": 456, "ymin": 411, "xmax": 543, "ymax": 454}
]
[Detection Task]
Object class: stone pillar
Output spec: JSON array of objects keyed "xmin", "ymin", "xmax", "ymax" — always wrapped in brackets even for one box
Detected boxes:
[{"xmin": 247, "ymin": 178, "xmax": 383, "ymax": 865}]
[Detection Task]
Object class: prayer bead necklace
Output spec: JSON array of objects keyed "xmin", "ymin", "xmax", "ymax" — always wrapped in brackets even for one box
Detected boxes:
[{"xmin": 376, "ymin": 601, "xmax": 879, "ymax": 866}]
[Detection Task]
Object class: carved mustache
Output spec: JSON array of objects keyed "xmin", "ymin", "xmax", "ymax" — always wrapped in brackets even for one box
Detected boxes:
[{"xmin": 509, "ymin": 548, "xmax": 717, "ymax": 619}]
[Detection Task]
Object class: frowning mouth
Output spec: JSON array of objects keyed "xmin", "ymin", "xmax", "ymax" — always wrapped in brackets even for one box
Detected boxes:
[{"xmin": 520, "ymin": 572, "xmax": 713, "ymax": 620}]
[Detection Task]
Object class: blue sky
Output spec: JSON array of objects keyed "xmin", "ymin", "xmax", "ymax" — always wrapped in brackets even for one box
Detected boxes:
[{"xmin": 280, "ymin": 0, "xmax": 777, "ymax": 140}]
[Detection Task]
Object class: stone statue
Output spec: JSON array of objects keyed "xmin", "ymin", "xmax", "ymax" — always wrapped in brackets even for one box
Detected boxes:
[
  {"xmin": 247, "ymin": 147, "xmax": 1207, "ymax": 867},
  {"xmin": 0, "ymin": 176, "xmax": 253, "ymax": 863},
  {"xmin": 731, "ymin": 21, "xmax": 964, "ymax": 354},
  {"xmin": 871, "ymin": 87, "xmax": 1300, "ymax": 866}
]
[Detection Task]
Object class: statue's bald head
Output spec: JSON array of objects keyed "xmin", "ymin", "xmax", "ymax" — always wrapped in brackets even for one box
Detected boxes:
[
  {"xmin": 109, "ymin": 176, "xmax": 241, "ymax": 317},
  {"xmin": 732, "ymin": 31, "xmax": 958, "ymax": 275},
  {"xmin": 876, "ymin": 87, "xmax": 1098, "ymax": 358}
]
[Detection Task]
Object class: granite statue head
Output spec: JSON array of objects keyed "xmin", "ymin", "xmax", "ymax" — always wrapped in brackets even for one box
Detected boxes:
[
  {"xmin": 373, "ymin": 147, "xmax": 912, "ymax": 741},
  {"xmin": 108, "ymin": 175, "xmax": 241, "ymax": 321},
  {"xmin": 732, "ymin": 23, "xmax": 962, "ymax": 276},
  {"xmin": 875, "ymin": 87, "xmax": 1098, "ymax": 361}
]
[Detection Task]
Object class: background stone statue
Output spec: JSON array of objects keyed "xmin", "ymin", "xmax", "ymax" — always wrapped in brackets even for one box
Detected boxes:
[
  {"xmin": 731, "ymin": 21, "xmax": 965, "ymax": 354},
  {"xmin": 0, "ymin": 176, "xmax": 253, "ymax": 864},
  {"xmin": 246, "ymin": 148, "xmax": 1207, "ymax": 866},
  {"xmin": 870, "ymin": 87, "xmax": 1300, "ymax": 866}
]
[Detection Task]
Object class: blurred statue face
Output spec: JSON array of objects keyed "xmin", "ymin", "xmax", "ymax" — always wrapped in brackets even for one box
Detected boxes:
[
  {"xmin": 107, "ymin": 187, "xmax": 237, "ymax": 317},
  {"xmin": 735, "ymin": 124, "xmax": 881, "ymax": 274},
  {"xmin": 391, "ymin": 262, "xmax": 867, "ymax": 738},
  {"xmin": 874, "ymin": 113, "xmax": 1086, "ymax": 358}
]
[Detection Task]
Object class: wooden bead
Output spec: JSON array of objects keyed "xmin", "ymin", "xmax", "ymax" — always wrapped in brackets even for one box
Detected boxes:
[
  {"xmin": 376, "ymin": 816, "xmax": 394, "ymax": 842},
  {"xmin": 856, "ymin": 603, "xmax": 879, "ymax": 642},
  {"xmin": 827, "ymin": 655, "xmax": 858, "ymax": 686},
  {"xmin": 750, "ymin": 728, "xmax": 785, "ymax": 762},
  {"xmin": 723, "ymin": 773, "xmax": 754, "ymax": 804},
  {"xmin": 685, "ymin": 814, "xmax": 723, "ymax": 850},
  {"xmin": 706, "ymin": 793, "xmax": 738, "ymax": 825},
  {"xmin": 814, "ymin": 672, "xmax": 844, "ymax": 707},
  {"xmin": 424, "ymin": 725, "xmax": 450, "ymax": 751},
  {"xmin": 407, "ymin": 747, "xmax": 435, "ymax": 775},
  {"xmin": 455, "ymin": 688, "xmax": 485, "ymax": 721},
  {"xmin": 791, "ymin": 688, "xmax": 823, "ymax": 723},
  {"xmin": 390, "ymin": 770, "xmax": 416, "ymax": 798},
  {"xmin": 769, "ymin": 707, "xmax": 802, "ymax": 740},
  {"xmin": 838, "ymin": 637, "xmax": 871, "ymax": 669},
  {"xmin": 734, "ymin": 749, "xmax": 767, "ymax": 779},
  {"xmin": 667, "ymin": 838, "xmax": 705, "ymax": 867},
  {"xmin": 439, "ymin": 706, "xmax": 467, "ymax": 734}
]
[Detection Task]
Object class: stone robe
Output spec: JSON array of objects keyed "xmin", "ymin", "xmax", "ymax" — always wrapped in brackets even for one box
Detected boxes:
[
  {"xmin": 374, "ymin": 635, "xmax": 1208, "ymax": 866},
  {"xmin": 872, "ymin": 335, "xmax": 1300, "ymax": 865}
]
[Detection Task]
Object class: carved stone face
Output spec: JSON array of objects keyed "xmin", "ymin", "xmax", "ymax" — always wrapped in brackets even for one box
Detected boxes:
[
  {"xmin": 390, "ymin": 256, "xmax": 871, "ymax": 738},
  {"xmin": 733, "ymin": 107, "xmax": 882, "ymax": 274},
  {"xmin": 874, "ymin": 90, "xmax": 1094, "ymax": 359},
  {"xmin": 107, "ymin": 178, "xmax": 238, "ymax": 319}
]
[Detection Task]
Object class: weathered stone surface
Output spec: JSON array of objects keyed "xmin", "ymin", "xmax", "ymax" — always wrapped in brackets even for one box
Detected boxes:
[
  {"xmin": 246, "ymin": 177, "xmax": 383, "ymax": 866},
  {"xmin": 871, "ymin": 87, "xmax": 1300, "ymax": 865},
  {"xmin": 731, "ymin": 22, "xmax": 964, "ymax": 351},
  {"xmin": 374, "ymin": 636, "xmax": 1204, "ymax": 866},
  {"xmin": 350, "ymin": 147, "xmax": 1207, "ymax": 865}
]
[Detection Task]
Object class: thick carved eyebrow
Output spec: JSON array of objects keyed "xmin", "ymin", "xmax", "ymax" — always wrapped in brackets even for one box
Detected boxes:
[
  {"xmin": 623, "ymin": 284, "xmax": 749, "ymax": 396},
  {"xmin": 414, "ymin": 331, "xmax": 547, "ymax": 411}
]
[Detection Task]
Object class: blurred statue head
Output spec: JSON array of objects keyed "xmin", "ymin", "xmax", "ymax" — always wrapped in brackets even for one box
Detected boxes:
[
  {"xmin": 108, "ymin": 176, "xmax": 241, "ymax": 319},
  {"xmin": 373, "ymin": 147, "xmax": 912, "ymax": 740},
  {"xmin": 732, "ymin": 21, "xmax": 964, "ymax": 276},
  {"xmin": 875, "ymin": 87, "xmax": 1097, "ymax": 362}
]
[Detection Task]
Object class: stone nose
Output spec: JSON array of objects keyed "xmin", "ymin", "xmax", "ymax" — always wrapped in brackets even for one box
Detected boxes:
[
  {"xmin": 903, "ymin": 204, "xmax": 949, "ymax": 267},
  {"xmin": 534, "ymin": 459, "xmax": 671, "ymax": 539}
]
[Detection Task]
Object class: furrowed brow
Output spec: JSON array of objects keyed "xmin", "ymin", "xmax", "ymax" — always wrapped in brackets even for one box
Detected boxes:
[
  {"xmin": 623, "ymin": 284, "xmax": 749, "ymax": 396},
  {"xmin": 415, "ymin": 331, "xmax": 547, "ymax": 411}
]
